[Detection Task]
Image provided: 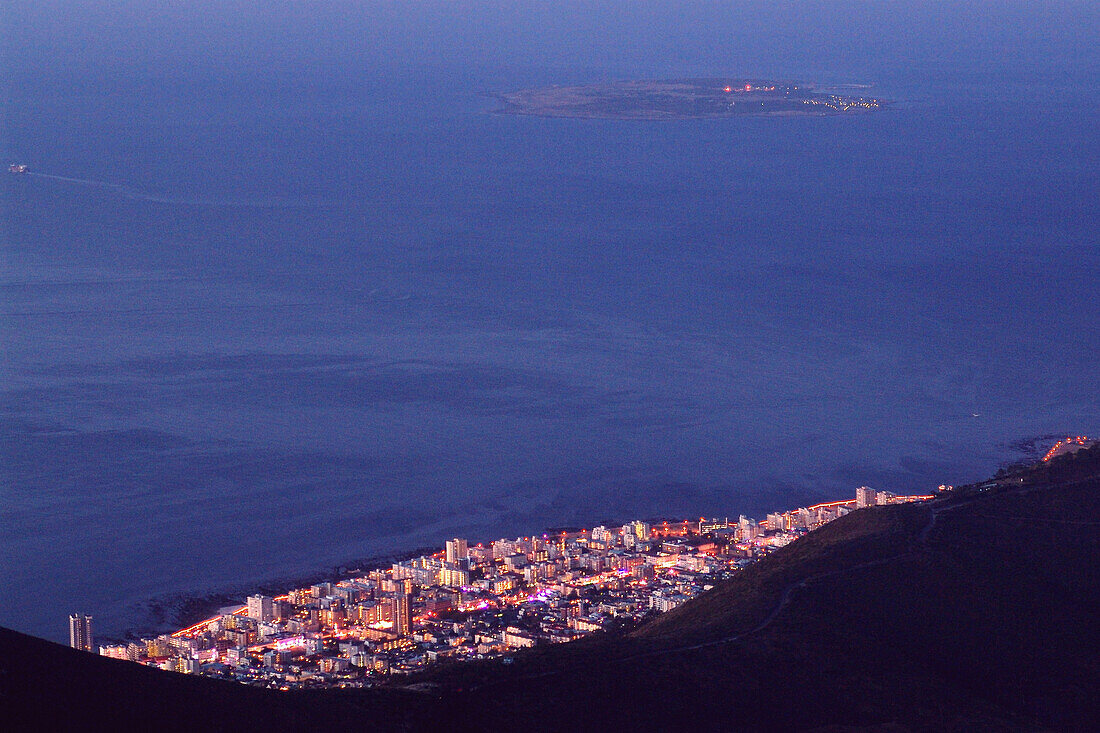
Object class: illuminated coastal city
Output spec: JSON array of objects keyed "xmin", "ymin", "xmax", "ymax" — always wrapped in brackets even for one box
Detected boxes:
[{"xmin": 79, "ymin": 485, "xmax": 941, "ymax": 688}]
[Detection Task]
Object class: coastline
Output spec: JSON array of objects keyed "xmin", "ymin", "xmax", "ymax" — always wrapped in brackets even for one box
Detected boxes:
[
  {"xmin": 71, "ymin": 434, "xmax": 1050, "ymax": 646},
  {"xmin": 492, "ymin": 109, "xmax": 877, "ymax": 120},
  {"xmin": 112, "ymin": 547, "xmax": 437, "ymax": 643},
  {"xmin": 115, "ymin": 514, "xmax": 700, "ymax": 643}
]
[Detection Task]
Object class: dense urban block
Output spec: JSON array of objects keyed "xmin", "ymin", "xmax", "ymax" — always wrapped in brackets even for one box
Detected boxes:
[{"xmin": 95, "ymin": 486, "xmax": 936, "ymax": 688}]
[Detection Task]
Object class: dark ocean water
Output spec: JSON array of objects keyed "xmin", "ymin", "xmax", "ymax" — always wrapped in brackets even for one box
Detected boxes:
[{"xmin": 2, "ymin": 2, "xmax": 1098, "ymax": 642}]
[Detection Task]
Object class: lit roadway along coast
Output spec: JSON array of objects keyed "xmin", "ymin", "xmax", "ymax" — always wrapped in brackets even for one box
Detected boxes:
[{"xmin": 85, "ymin": 485, "xmax": 941, "ymax": 688}]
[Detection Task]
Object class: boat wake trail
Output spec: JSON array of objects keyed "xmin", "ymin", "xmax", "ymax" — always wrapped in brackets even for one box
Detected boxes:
[
  {"xmin": 23, "ymin": 172, "xmax": 330, "ymax": 209},
  {"xmin": 27, "ymin": 172, "xmax": 165, "ymax": 203},
  {"xmin": 27, "ymin": 172, "xmax": 127, "ymax": 190}
]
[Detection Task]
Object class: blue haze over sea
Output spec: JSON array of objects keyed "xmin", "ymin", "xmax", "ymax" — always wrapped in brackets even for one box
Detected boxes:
[{"xmin": 2, "ymin": 1, "xmax": 1098, "ymax": 642}]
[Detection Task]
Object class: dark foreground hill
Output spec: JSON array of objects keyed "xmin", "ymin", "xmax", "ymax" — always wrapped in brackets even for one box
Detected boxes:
[{"xmin": 3, "ymin": 446, "xmax": 1099, "ymax": 731}]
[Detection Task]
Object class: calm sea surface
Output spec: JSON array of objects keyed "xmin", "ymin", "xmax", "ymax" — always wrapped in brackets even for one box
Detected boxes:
[{"xmin": 2, "ymin": 2, "xmax": 1098, "ymax": 641}]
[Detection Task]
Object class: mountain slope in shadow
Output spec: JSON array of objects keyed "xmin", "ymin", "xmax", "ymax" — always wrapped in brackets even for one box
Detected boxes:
[{"xmin": 412, "ymin": 445, "xmax": 1100, "ymax": 731}]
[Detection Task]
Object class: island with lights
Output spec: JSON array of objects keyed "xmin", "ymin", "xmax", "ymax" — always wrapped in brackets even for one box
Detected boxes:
[{"xmin": 494, "ymin": 79, "xmax": 886, "ymax": 119}]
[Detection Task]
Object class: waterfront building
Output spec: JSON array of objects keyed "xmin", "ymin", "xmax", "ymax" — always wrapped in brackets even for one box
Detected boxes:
[
  {"xmin": 699, "ymin": 517, "xmax": 729, "ymax": 534},
  {"xmin": 855, "ymin": 486, "xmax": 877, "ymax": 509},
  {"xmin": 445, "ymin": 538, "xmax": 468, "ymax": 564},
  {"xmin": 68, "ymin": 614, "xmax": 93, "ymax": 652},
  {"xmin": 99, "ymin": 644, "xmax": 129, "ymax": 660},
  {"xmin": 738, "ymin": 515, "xmax": 755, "ymax": 536},
  {"xmin": 247, "ymin": 594, "xmax": 274, "ymax": 622},
  {"xmin": 590, "ymin": 526, "xmax": 615, "ymax": 545},
  {"xmin": 393, "ymin": 556, "xmax": 444, "ymax": 585}
]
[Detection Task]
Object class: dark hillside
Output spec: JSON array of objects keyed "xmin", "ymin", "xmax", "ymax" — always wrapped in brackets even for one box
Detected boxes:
[
  {"xmin": 635, "ymin": 501, "xmax": 928, "ymax": 642},
  {"xmin": 0, "ymin": 625, "xmax": 426, "ymax": 731},
  {"xmin": 409, "ymin": 445, "xmax": 1100, "ymax": 730}
]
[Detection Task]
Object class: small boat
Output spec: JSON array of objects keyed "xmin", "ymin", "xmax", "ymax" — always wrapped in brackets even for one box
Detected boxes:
[{"xmin": 8, "ymin": 164, "xmax": 29, "ymax": 174}]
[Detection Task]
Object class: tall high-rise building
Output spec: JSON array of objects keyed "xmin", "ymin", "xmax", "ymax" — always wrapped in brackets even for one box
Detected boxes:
[
  {"xmin": 445, "ymin": 538, "xmax": 468, "ymax": 565},
  {"xmin": 391, "ymin": 593, "xmax": 411, "ymax": 637},
  {"xmin": 69, "ymin": 614, "xmax": 93, "ymax": 652},
  {"xmin": 855, "ymin": 486, "xmax": 876, "ymax": 509},
  {"xmin": 247, "ymin": 594, "xmax": 274, "ymax": 623},
  {"xmin": 623, "ymin": 520, "xmax": 651, "ymax": 545}
]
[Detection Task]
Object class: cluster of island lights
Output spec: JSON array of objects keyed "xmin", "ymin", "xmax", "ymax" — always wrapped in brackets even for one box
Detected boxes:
[
  {"xmin": 723, "ymin": 83, "xmax": 778, "ymax": 93},
  {"xmin": 713, "ymin": 83, "xmax": 881, "ymax": 112},
  {"xmin": 85, "ymin": 485, "xmax": 941, "ymax": 687}
]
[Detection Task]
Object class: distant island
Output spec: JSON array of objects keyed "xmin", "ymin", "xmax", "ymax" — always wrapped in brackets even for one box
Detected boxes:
[{"xmin": 495, "ymin": 79, "xmax": 886, "ymax": 119}]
